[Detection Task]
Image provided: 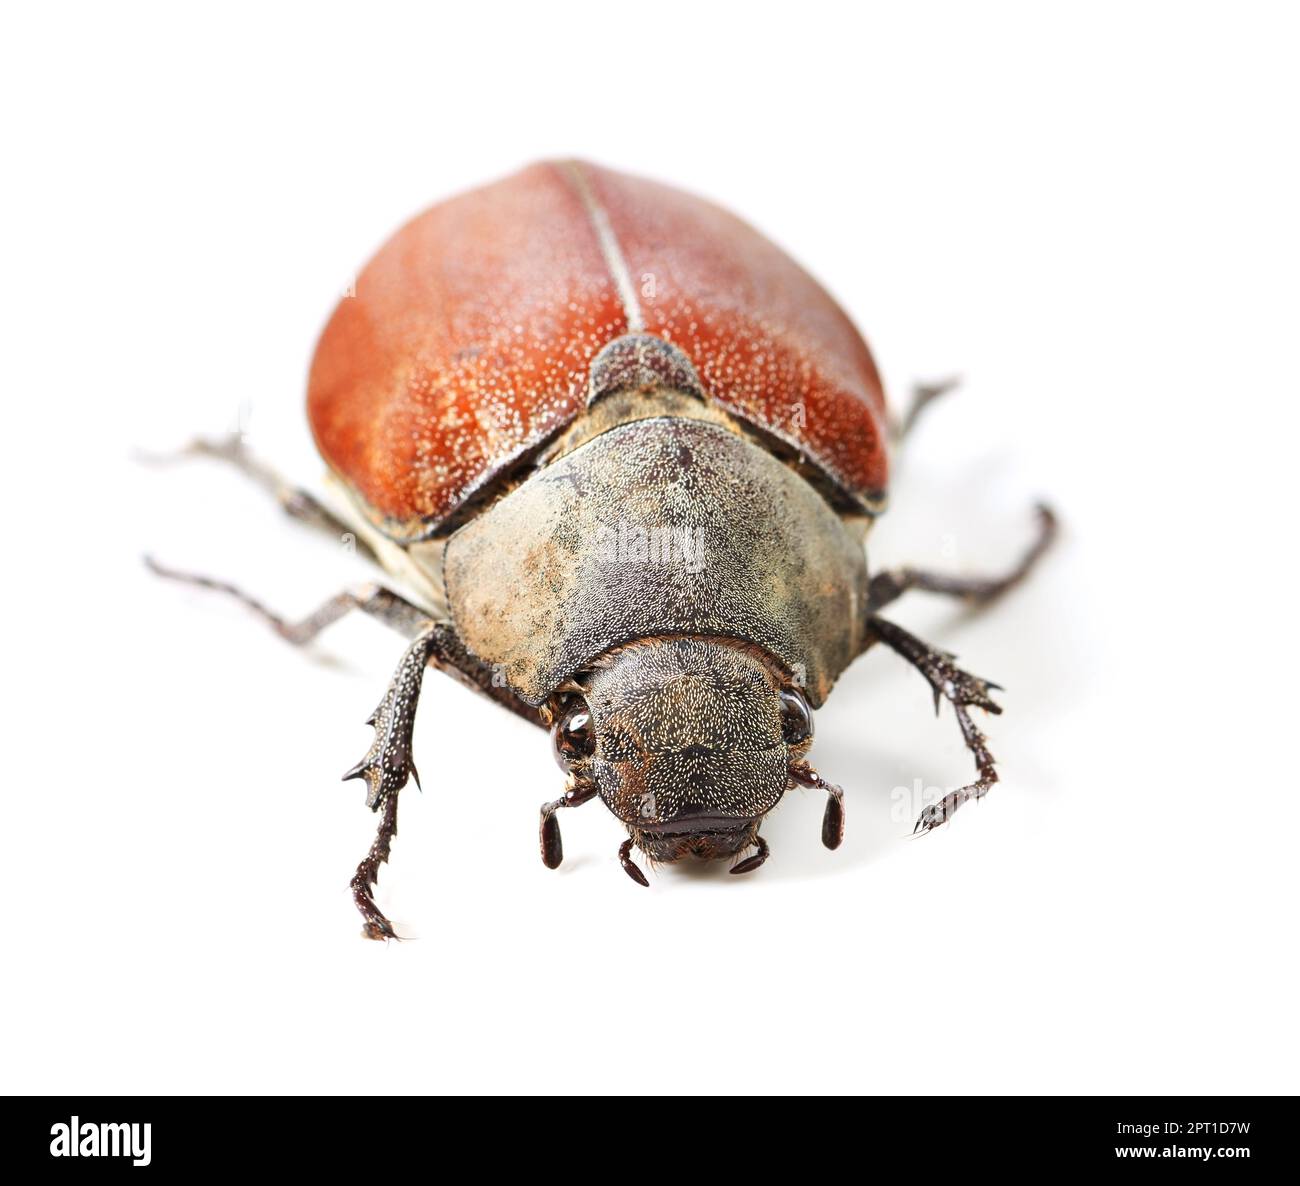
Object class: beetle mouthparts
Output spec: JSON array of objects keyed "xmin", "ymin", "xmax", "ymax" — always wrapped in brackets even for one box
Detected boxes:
[
  {"xmin": 633, "ymin": 818, "xmax": 760, "ymax": 864},
  {"xmin": 635, "ymin": 815, "xmax": 756, "ymax": 836}
]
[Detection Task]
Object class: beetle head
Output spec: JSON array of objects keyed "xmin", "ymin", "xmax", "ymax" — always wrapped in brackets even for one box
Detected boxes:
[{"xmin": 550, "ymin": 637, "xmax": 813, "ymax": 864}]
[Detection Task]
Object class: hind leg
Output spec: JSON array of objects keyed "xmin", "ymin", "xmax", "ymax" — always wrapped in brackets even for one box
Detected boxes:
[
  {"xmin": 892, "ymin": 376, "xmax": 961, "ymax": 443},
  {"xmin": 138, "ymin": 434, "xmax": 379, "ymax": 564}
]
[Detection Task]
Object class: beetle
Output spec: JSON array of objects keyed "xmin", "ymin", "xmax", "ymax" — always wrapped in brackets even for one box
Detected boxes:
[{"xmin": 149, "ymin": 161, "xmax": 1056, "ymax": 939}]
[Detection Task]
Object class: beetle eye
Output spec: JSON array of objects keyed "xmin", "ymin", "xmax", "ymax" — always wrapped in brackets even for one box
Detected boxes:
[
  {"xmin": 553, "ymin": 698, "xmax": 596, "ymax": 768},
  {"xmin": 779, "ymin": 688, "xmax": 813, "ymax": 745}
]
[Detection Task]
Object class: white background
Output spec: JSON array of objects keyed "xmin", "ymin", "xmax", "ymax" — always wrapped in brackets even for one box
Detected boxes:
[{"xmin": 3, "ymin": 2, "xmax": 1297, "ymax": 1095}]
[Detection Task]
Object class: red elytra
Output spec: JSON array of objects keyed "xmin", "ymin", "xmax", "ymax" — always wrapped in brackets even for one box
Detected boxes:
[{"xmin": 307, "ymin": 160, "xmax": 890, "ymax": 539}]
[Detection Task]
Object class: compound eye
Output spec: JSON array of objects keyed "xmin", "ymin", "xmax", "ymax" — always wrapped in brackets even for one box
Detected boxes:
[
  {"xmin": 779, "ymin": 688, "xmax": 814, "ymax": 745},
  {"xmin": 553, "ymin": 698, "xmax": 596, "ymax": 769}
]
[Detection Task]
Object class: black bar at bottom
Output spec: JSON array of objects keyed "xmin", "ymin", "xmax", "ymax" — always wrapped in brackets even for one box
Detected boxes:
[{"xmin": 4, "ymin": 1094, "xmax": 1294, "ymax": 1171}]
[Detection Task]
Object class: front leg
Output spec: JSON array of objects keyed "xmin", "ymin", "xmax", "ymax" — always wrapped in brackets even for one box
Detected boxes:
[
  {"xmin": 867, "ymin": 616, "xmax": 1002, "ymax": 835},
  {"xmin": 345, "ymin": 624, "xmax": 443, "ymax": 938},
  {"xmin": 148, "ymin": 560, "xmax": 545, "ymax": 937}
]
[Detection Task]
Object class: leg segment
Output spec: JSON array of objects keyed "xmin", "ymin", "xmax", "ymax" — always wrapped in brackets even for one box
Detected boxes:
[
  {"xmin": 345, "ymin": 620, "xmax": 547, "ymax": 936},
  {"xmin": 866, "ymin": 503, "xmax": 1057, "ymax": 615},
  {"xmin": 867, "ymin": 616, "xmax": 1002, "ymax": 834},
  {"xmin": 146, "ymin": 559, "xmax": 426, "ymax": 643},
  {"xmin": 145, "ymin": 558, "xmax": 542, "ymax": 726},
  {"xmin": 344, "ymin": 624, "xmax": 443, "ymax": 939},
  {"xmin": 892, "ymin": 376, "xmax": 961, "ymax": 443},
  {"xmin": 729, "ymin": 835, "xmax": 770, "ymax": 875},
  {"xmin": 619, "ymin": 839, "xmax": 649, "ymax": 887},
  {"xmin": 539, "ymin": 782, "xmax": 599, "ymax": 869},
  {"xmin": 139, "ymin": 434, "xmax": 379, "ymax": 564},
  {"xmin": 789, "ymin": 761, "xmax": 846, "ymax": 850},
  {"xmin": 351, "ymin": 795, "xmax": 400, "ymax": 941}
]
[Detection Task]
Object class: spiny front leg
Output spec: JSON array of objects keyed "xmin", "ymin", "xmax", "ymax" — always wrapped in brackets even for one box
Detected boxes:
[
  {"xmin": 868, "ymin": 616, "xmax": 1003, "ymax": 835},
  {"xmin": 351, "ymin": 796, "xmax": 401, "ymax": 941},
  {"xmin": 344, "ymin": 626, "xmax": 442, "ymax": 939},
  {"xmin": 149, "ymin": 560, "xmax": 549, "ymax": 937}
]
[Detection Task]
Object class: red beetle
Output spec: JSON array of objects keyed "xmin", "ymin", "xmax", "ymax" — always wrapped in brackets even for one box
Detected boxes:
[{"xmin": 150, "ymin": 161, "xmax": 1055, "ymax": 939}]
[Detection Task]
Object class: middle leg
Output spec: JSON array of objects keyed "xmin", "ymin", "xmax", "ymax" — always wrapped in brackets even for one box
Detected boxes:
[
  {"xmin": 866, "ymin": 503, "xmax": 1057, "ymax": 615},
  {"xmin": 146, "ymin": 557, "xmax": 542, "ymax": 725}
]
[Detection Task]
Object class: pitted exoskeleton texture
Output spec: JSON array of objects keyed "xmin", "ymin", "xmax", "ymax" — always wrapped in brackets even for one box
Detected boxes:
[
  {"xmin": 443, "ymin": 417, "xmax": 869, "ymax": 708},
  {"xmin": 580, "ymin": 637, "xmax": 789, "ymax": 831}
]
